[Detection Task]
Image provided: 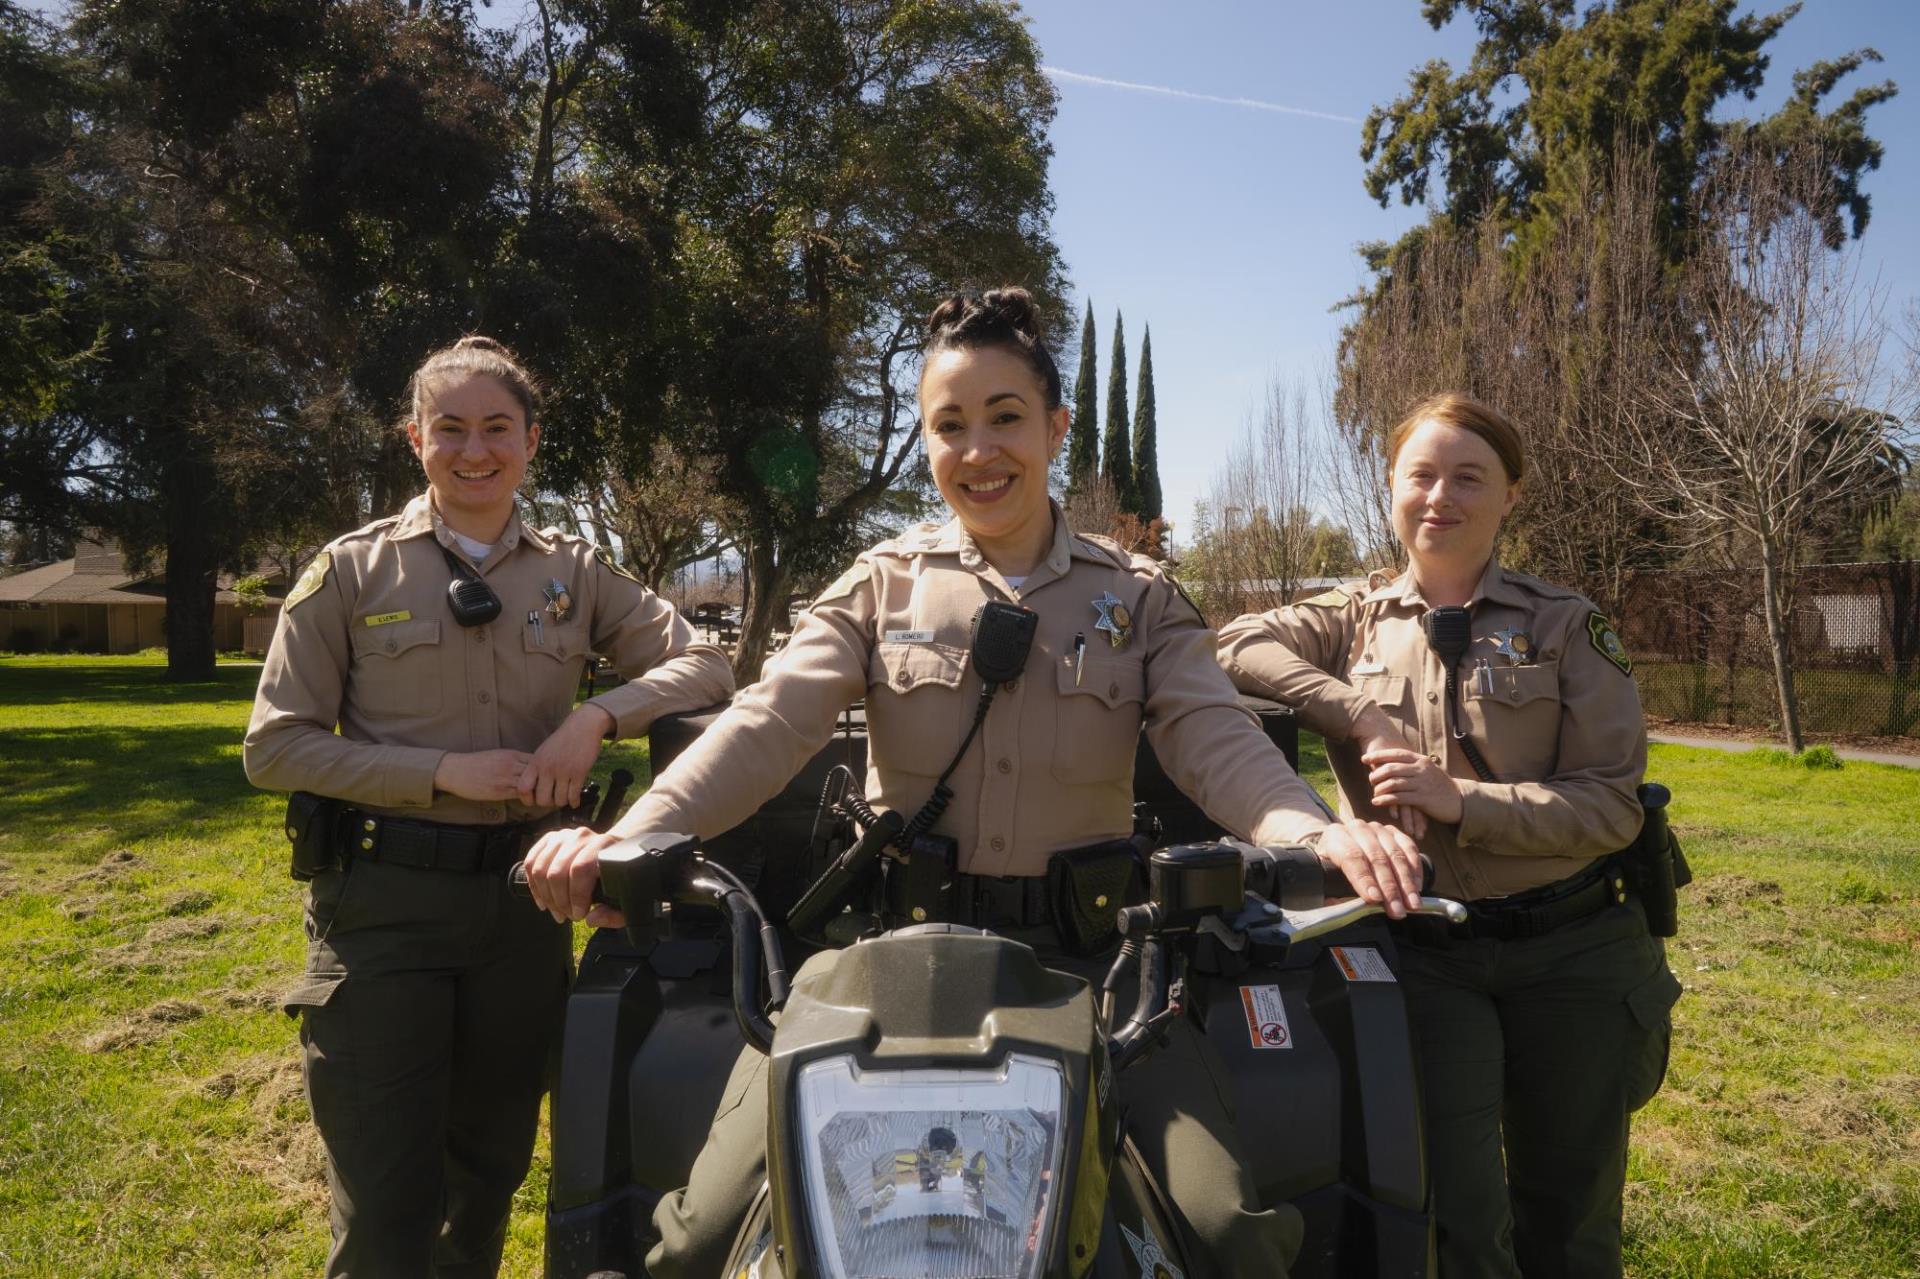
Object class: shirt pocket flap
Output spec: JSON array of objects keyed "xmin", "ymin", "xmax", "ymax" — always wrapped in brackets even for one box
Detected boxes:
[
  {"xmin": 523, "ymin": 621, "xmax": 587, "ymax": 662},
  {"xmin": 1054, "ymin": 654, "xmax": 1146, "ymax": 709},
  {"xmin": 279, "ymin": 971, "xmax": 345, "ymax": 1019},
  {"xmin": 1470, "ymin": 663, "xmax": 1561, "ymax": 707},
  {"xmin": 870, "ymin": 640, "xmax": 969, "ymax": 693},
  {"xmin": 349, "ymin": 618, "xmax": 441, "ymax": 660},
  {"xmin": 1352, "ymin": 672, "xmax": 1410, "ymax": 709}
]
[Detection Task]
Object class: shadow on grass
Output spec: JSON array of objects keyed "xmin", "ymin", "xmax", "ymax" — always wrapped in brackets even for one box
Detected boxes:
[
  {"xmin": 0, "ymin": 661, "xmax": 261, "ymax": 707},
  {"xmin": 0, "ymin": 725, "xmax": 260, "ymax": 844}
]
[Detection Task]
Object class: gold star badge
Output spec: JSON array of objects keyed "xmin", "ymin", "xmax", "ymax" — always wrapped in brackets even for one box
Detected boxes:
[{"xmin": 1093, "ymin": 591, "xmax": 1132, "ymax": 649}]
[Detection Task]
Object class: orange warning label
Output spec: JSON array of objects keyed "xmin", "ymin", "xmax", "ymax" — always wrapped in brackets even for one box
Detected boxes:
[{"xmin": 1239, "ymin": 984, "xmax": 1292, "ymax": 1050}]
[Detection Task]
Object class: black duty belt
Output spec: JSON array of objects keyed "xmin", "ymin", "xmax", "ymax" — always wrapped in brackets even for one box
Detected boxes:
[
  {"xmin": 337, "ymin": 809, "xmax": 535, "ymax": 874},
  {"xmin": 1402, "ymin": 858, "xmax": 1628, "ymax": 944},
  {"xmin": 954, "ymin": 871, "xmax": 1055, "ymax": 929}
]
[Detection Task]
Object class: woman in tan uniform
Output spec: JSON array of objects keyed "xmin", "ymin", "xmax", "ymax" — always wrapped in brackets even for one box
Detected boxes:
[
  {"xmin": 526, "ymin": 289, "xmax": 1425, "ymax": 1277},
  {"xmin": 244, "ymin": 336, "xmax": 734, "ymax": 1279},
  {"xmin": 1216, "ymin": 393, "xmax": 1681, "ymax": 1279}
]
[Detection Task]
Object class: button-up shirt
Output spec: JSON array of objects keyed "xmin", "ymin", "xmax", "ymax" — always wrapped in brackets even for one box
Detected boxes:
[
  {"xmin": 244, "ymin": 495, "xmax": 734, "ymax": 824},
  {"xmin": 1216, "ymin": 558, "xmax": 1646, "ymax": 900},
  {"xmin": 622, "ymin": 506, "xmax": 1330, "ymax": 875}
]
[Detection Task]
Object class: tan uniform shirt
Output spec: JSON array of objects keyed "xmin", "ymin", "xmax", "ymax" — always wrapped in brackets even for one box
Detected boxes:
[
  {"xmin": 244, "ymin": 495, "xmax": 734, "ymax": 824},
  {"xmin": 622, "ymin": 507, "xmax": 1330, "ymax": 876},
  {"xmin": 1216, "ymin": 558, "xmax": 1646, "ymax": 901}
]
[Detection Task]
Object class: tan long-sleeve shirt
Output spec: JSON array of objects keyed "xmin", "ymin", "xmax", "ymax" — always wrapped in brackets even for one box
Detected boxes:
[
  {"xmin": 620, "ymin": 507, "xmax": 1330, "ymax": 876},
  {"xmin": 244, "ymin": 495, "xmax": 734, "ymax": 824},
  {"xmin": 1216, "ymin": 559, "xmax": 1646, "ymax": 900}
]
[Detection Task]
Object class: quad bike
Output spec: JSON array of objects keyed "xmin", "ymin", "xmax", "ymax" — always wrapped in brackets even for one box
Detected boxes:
[{"xmin": 533, "ymin": 697, "xmax": 1467, "ymax": 1279}]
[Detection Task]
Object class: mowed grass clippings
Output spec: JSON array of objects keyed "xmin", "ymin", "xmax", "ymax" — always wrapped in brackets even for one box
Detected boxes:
[
  {"xmin": 0, "ymin": 656, "xmax": 648, "ymax": 1277},
  {"xmin": 1, "ymin": 656, "xmax": 1917, "ymax": 1277}
]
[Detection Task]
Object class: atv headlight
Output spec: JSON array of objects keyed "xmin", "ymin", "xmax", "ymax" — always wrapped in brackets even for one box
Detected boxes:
[{"xmin": 793, "ymin": 1053, "xmax": 1069, "ymax": 1279}]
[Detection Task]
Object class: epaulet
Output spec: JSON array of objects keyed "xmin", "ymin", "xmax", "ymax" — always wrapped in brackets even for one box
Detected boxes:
[
  {"xmin": 339, "ymin": 512, "xmax": 403, "ymax": 549},
  {"xmin": 1071, "ymin": 532, "xmax": 1134, "ymax": 570},
  {"xmin": 868, "ymin": 522, "xmax": 948, "ymax": 558},
  {"xmin": 1501, "ymin": 568, "xmax": 1587, "ymax": 604},
  {"xmin": 1295, "ymin": 579, "xmax": 1369, "ymax": 610}
]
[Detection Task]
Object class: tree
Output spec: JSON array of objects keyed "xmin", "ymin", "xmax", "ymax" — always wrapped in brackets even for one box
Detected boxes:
[
  {"xmin": 1360, "ymin": 0, "xmax": 1895, "ymax": 267},
  {"xmin": 1616, "ymin": 139, "xmax": 1918, "ymax": 750},
  {"xmin": 1068, "ymin": 300, "xmax": 1099, "ymax": 494},
  {"xmin": 1101, "ymin": 311, "xmax": 1135, "ymax": 511},
  {"xmin": 1132, "ymin": 325, "xmax": 1162, "ymax": 522},
  {"xmin": 1191, "ymin": 381, "xmax": 1323, "ymax": 617}
]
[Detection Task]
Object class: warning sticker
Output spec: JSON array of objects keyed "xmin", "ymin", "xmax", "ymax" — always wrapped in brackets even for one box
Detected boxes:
[
  {"xmin": 1239, "ymin": 984, "xmax": 1293, "ymax": 1050},
  {"xmin": 1329, "ymin": 946, "xmax": 1397, "ymax": 983}
]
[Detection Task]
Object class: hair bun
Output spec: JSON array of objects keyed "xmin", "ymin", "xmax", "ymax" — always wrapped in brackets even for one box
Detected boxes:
[
  {"xmin": 979, "ymin": 287, "xmax": 1042, "ymax": 343},
  {"xmin": 920, "ymin": 285, "xmax": 1062, "ymax": 410}
]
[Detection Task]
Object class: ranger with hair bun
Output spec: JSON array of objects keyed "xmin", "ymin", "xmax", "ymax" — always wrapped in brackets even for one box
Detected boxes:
[
  {"xmin": 526, "ymin": 287, "xmax": 1428, "ymax": 1277},
  {"xmin": 244, "ymin": 335, "xmax": 734, "ymax": 1278}
]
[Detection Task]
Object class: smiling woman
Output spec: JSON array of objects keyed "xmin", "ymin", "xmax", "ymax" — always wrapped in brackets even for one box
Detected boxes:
[{"xmin": 241, "ymin": 334, "xmax": 733, "ymax": 1277}]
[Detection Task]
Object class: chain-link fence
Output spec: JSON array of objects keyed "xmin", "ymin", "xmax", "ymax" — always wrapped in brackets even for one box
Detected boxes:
[{"xmin": 1618, "ymin": 561, "xmax": 1920, "ymax": 740}]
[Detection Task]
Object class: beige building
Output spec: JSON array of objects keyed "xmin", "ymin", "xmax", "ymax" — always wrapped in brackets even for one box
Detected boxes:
[{"xmin": 0, "ymin": 537, "xmax": 285, "ymax": 654}]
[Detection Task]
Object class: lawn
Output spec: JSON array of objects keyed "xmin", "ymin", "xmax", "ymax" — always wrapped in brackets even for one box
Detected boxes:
[{"xmin": 1, "ymin": 655, "xmax": 1916, "ymax": 1277}]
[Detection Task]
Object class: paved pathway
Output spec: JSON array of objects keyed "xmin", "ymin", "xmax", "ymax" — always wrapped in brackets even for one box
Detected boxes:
[{"xmin": 1650, "ymin": 732, "xmax": 1920, "ymax": 769}]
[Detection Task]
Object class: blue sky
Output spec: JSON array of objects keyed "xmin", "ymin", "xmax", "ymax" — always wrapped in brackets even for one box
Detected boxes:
[{"xmin": 1023, "ymin": 0, "xmax": 1920, "ymax": 541}]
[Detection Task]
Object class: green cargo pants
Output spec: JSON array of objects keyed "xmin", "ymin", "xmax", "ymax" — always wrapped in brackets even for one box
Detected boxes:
[
  {"xmin": 1397, "ymin": 897, "xmax": 1681, "ymax": 1279},
  {"xmin": 647, "ymin": 923, "xmax": 1303, "ymax": 1279},
  {"xmin": 281, "ymin": 858, "xmax": 572, "ymax": 1279}
]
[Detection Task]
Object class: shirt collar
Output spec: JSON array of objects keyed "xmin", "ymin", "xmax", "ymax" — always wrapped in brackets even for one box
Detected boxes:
[
  {"xmin": 920, "ymin": 502, "xmax": 1075, "ymax": 593},
  {"xmin": 389, "ymin": 494, "xmax": 550, "ymax": 558},
  {"xmin": 1364, "ymin": 555, "xmax": 1529, "ymax": 610}
]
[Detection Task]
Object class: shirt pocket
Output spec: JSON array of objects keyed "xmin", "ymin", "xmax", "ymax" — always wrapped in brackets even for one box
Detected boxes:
[
  {"xmin": 347, "ymin": 619, "xmax": 443, "ymax": 718},
  {"xmin": 522, "ymin": 620, "xmax": 589, "ymax": 709},
  {"xmin": 1050, "ymin": 653, "xmax": 1146, "ymax": 786},
  {"xmin": 866, "ymin": 641, "xmax": 971, "ymax": 777},
  {"xmin": 1352, "ymin": 672, "xmax": 1413, "ymax": 722},
  {"xmin": 1462, "ymin": 661, "xmax": 1563, "ymax": 780}
]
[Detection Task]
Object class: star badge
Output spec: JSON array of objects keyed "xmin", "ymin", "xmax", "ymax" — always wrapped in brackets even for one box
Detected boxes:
[
  {"xmin": 543, "ymin": 579, "xmax": 575, "ymax": 622},
  {"xmin": 1491, "ymin": 626, "xmax": 1535, "ymax": 666},
  {"xmin": 1093, "ymin": 591, "xmax": 1132, "ymax": 649}
]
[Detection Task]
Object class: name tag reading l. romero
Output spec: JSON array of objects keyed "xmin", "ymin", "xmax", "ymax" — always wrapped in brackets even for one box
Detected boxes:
[{"xmin": 884, "ymin": 629, "xmax": 935, "ymax": 643}]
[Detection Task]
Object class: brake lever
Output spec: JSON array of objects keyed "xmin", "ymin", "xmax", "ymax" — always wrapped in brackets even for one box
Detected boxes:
[{"xmin": 1251, "ymin": 895, "xmax": 1466, "ymax": 949}]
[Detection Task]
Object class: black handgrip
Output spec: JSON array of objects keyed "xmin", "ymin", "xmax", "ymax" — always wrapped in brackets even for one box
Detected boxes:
[{"xmin": 1320, "ymin": 852, "xmax": 1435, "ymax": 901}]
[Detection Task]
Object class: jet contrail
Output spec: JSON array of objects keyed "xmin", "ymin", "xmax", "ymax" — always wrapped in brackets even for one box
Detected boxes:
[{"xmin": 1040, "ymin": 66, "xmax": 1361, "ymax": 125}]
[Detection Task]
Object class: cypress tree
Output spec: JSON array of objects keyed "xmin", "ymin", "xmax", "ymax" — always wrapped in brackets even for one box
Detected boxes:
[
  {"xmin": 1101, "ymin": 311, "xmax": 1134, "ymax": 509},
  {"xmin": 1068, "ymin": 300, "xmax": 1099, "ymax": 494},
  {"xmin": 1132, "ymin": 325, "xmax": 1162, "ymax": 521}
]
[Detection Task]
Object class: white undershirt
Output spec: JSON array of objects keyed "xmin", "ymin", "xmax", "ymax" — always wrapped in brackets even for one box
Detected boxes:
[
  {"xmin": 1003, "ymin": 575, "xmax": 1027, "ymax": 590},
  {"xmin": 450, "ymin": 531, "xmax": 493, "ymax": 564}
]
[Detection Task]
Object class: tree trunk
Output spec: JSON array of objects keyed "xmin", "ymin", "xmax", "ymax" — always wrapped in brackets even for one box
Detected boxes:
[
  {"xmin": 163, "ymin": 451, "xmax": 219, "ymax": 682},
  {"xmin": 1758, "ymin": 538, "xmax": 1805, "ymax": 752},
  {"xmin": 733, "ymin": 537, "xmax": 790, "ymax": 686}
]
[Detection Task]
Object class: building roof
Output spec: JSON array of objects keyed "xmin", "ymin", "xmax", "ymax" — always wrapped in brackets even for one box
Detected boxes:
[{"xmin": 0, "ymin": 537, "xmax": 282, "ymax": 607}]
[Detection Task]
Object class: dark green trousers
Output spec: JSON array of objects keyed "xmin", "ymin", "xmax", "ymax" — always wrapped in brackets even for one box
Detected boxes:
[
  {"xmin": 1398, "ymin": 898, "xmax": 1681, "ymax": 1279},
  {"xmin": 647, "ymin": 925, "xmax": 1302, "ymax": 1279},
  {"xmin": 282, "ymin": 859, "xmax": 572, "ymax": 1279}
]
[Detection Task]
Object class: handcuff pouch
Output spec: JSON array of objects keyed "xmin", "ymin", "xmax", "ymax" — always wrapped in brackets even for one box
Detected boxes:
[
  {"xmin": 1047, "ymin": 839, "xmax": 1147, "ymax": 956},
  {"xmin": 285, "ymin": 791, "xmax": 344, "ymax": 881},
  {"xmin": 882, "ymin": 832, "xmax": 958, "ymax": 924}
]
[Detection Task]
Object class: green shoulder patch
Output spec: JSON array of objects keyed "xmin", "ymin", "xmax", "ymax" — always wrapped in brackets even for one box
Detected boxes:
[
  {"xmin": 1299, "ymin": 588, "xmax": 1350, "ymax": 609},
  {"xmin": 1587, "ymin": 611, "xmax": 1632, "ymax": 676},
  {"xmin": 285, "ymin": 551, "xmax": 333, "ymax": 611},
  {"xmin": 594, "ymin": 545, "xmax": 641, "ymax": 584}
]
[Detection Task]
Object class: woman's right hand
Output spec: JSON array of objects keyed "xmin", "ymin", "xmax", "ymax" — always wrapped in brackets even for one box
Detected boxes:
[
  {"xmin": 1315, "ymin": 819, "xmax": 1426, "ymax": 918},
  {"xmin": 433, "ymin": 750, "xmax": 536, "ymax": 801},
  {"xmin": 522, "ymin": 825, "xmax": 626, "ymax": 928},
  {"xmin": 1353, "ymin": 709, "xmax": 1427, "ymax": 840}
]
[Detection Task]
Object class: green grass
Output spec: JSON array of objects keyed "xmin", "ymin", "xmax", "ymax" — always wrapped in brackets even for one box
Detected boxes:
[
  {"xmin": 1638, "ymin": 660, "xmax": 1920, "ymax": 739},
  {"xmin": 2, "ymin": 656, "xmax": 1917, "ymax": 1276}
]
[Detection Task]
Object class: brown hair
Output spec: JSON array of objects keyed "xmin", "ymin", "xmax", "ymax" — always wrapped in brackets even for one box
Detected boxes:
[
  {"xmin": 922, "ymin": 287, "xmax": 1063, "ymax": 409},
  {"xmin": 1386, "ymin": 393, "xmax": 1526, "ymax": 482},
  {"xmin": 407, "ymin": 335, "xmax": 541, "ymax": 426}
]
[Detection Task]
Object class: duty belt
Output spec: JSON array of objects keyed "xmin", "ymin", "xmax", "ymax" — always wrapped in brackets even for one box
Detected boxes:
[
  {"xmin": 1403, "ymin": 858, "xmax": 1628, "ymax": 944},
  {"xmin": 954, "ymin": 872, "xmax": 1055, "ymax": 929},
  {"xmin": 336, "ymin": 809, "xmax": 534, "ymax": 874}
]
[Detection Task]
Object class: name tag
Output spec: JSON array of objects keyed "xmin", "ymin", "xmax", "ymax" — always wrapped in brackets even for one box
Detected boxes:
[
  {"xmin": 363, "ymin": 611, "xmax": 412, "ymax": 628},
  {"xmin": 885, "ymin": 629, "xmax": 935, "ymax": 643},
  {"xmin": 1350, "ymin": 660, "xmax": 1386, "ymax": 676}
]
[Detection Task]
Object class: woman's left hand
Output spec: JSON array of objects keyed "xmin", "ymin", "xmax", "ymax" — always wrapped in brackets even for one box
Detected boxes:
[
  {"xmin": 1362, "ymin": 747, "xmax": 1465, "ymax": 824},
  {"xmin": 520, "ymin": 704, "xmax": 614, "ymax": 809}
]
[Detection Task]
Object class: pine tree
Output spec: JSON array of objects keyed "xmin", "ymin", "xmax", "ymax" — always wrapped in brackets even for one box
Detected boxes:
[
  {"xmin": 1068, "ymin": 300, "xmax": 1099, "ymax": 494},
  {"xmin": 1131, "ymin": 325, "xmax": 1162, "ymax": 521},
  {"xmin": 1101, "ymin": 311, "xmax": 1134, "ymax": 509}
]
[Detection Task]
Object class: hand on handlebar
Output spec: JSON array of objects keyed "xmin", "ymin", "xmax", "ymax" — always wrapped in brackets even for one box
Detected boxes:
[
  {"xmin": 1314, "ymin": 819, "xmax": 1425, "ymax": 919},
  {"xmin": 522, "ymin": 825, "xmax": 626, "ymax": 928}
]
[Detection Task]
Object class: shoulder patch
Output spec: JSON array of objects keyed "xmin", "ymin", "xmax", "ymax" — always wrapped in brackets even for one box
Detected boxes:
[
  {"xmin": 811, "ymin": 561, "xmax": 867, "ymax": 608},
  {"xmin": 1298, "ymin": 588, "xmax": 1350, "ymax": 609},
  {"xmin": 285, "ymin": 551, "xmax": 333, "ymax": 611},
  {"xmin": 1587, "ymin": 611, "xmax": 1632, "ymax": 676},
  {"xmin": 593, "ymin": 545, "xmax": 641, "ymax": 584}
]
